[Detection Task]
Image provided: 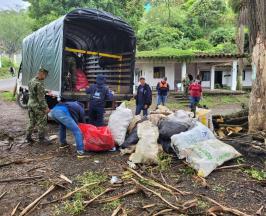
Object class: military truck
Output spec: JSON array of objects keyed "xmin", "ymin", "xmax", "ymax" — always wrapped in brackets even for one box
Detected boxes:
[{"xmin": 16, "ymin": 8, "xmax": 136, "ymax": 109}]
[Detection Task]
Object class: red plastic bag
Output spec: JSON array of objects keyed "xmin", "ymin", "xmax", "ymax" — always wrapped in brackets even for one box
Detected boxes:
[
  {"xmin": 75, "ymin": 69, "xmax": 88, "ymax": 91},
  {"xmin": 79, "ymin": 123, "xmax": 115, "ymax": 152}
]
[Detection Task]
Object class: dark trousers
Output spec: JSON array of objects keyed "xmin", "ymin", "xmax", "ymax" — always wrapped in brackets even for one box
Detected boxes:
[
  {"xmin": 135, "ymin": 104, "xmax": 148, "ymax": 116},
  {"xmin": 88, "ymin": 106, "xmax": 105, "ymax": 126}
]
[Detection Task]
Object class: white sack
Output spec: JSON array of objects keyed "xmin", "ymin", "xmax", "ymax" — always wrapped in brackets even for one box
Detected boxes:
[
  {"xmin": 128, "ymin": 115, "xmax": 142, "ymax": 133},
  {"xmin": 167, "ymin": 110, "xmax": 195, "ymax": 128},
  {"xmin": 185, "ymin": 139, "xmax": 241, "ymax": 177},
  {"xmin": 171, "ymin": 122, "xmax": 215, "ymax": 159},
  {"xmin": 129, "ymin": 121, "xmax": 159, "ymax": 165},
  {"xmin": 108, "ymin": 103, "xmax": 133, "ymax": 146}
]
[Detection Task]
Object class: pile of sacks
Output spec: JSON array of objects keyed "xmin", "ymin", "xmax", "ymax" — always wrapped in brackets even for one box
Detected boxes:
[{"xmin": 108, "ymin": 104, "xmax": 241, "ymax": 177}]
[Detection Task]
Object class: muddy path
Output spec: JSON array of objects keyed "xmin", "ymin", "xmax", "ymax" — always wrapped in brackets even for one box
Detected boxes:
[{"xmin": 0, "ymin": 99, "xmax": 265, "ymax": 216}]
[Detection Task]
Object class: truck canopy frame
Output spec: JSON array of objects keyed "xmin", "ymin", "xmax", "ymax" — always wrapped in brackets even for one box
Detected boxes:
[{"xmin": 21, "ymin": 9, "xmax": 136, "ymax": 96}]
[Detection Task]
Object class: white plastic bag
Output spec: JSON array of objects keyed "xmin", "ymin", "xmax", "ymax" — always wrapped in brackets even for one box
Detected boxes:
[
  {"xmin": 167, "ymin": 110, "xmax": 195, "ymax": 128},
  {"xmin": 129, "ymin": 121, "xmax": 159, "ymax": 165},
  {"xmin": 196, "ymin": 108, "xmax": 213, "ymax": 131},
  {"xmin": 108, "ymin": 103, "xmax": 133, "ymax": 146},
  {"xmin": 171, "ymin": 122, "xmax": 215, "ymax": 159},
  {"xmin": 185, "ymin": 139, "xmax": 241, "ymax": 177}
]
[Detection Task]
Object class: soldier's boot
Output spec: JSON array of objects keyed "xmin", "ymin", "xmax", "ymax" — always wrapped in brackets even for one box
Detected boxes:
[
  {"xmin": 25, "ymin": 133, "xmax": 34, "ymax": 143},
  {"xmin": 38, "ymin": 133, "xmax": 52, "ymax": 145}
]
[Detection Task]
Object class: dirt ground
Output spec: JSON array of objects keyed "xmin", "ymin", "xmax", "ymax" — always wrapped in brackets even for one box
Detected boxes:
[{"xmin": 0, "ymin": 99, "xmax": 265, "ymax": 216}]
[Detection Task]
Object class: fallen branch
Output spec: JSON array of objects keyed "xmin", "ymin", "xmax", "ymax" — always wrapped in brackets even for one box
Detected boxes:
[
  {"xmin": 153, "ymin": 209, "xmax": 173, "ymax": 216},
  {"xmin": 61, "ymin": 182, "xmax": 98, "ymax": 201},
  {"xmin": 0, "ymin": 159, "xmax": 35, "ymax": 168},
  {"xmin": 182, "ymin": 198, "xmax": 197, "ymax": 211},
  {"xmin": 60, "ymin": 174, "xmax": 72, "ymax": 184},
  {"xmin": 19, "ymin": 185, "xmax": 56, "ymax": 216},
  {"xmin": 127, "ymin": 167, "xmax": 190, "ymax": 196},
  {"xmin": 143, "ymin": 203, "xmax": 156, "ymax": 209},
  {"xmin": 0, "ymin": 176, "xmax": 43, "ymax": 183},
  {"xmin": 0, "ymin": 191, "xmax": 7, "ymax": 200},
  {"xmin": 215, "ymin": 164, "xmax": 248, "ymax": 170},
  {"xmin": 84, "ymin": 188, "xmax": 115, "ymax": 207},
  {"xmin": 111, "ymin": 204, "xmax": 124, "ymax": 216},
  {"xmin": 99, "ymin": 187, "xmax": 141, "ymax": 203},
  {"xmin": 11, "ymin": 201, "xmax": 21, "ymax": 216},
  {"xmin": 200, "ymin": 195, "xmax": 250, "ymax": 216},
  {"xmin": 132, "ymin": 178, "xmax": 182, "ymax": 211},
  {"xmin": 256, "ymin": 206, "xmax": 264, "ymax": 216}
]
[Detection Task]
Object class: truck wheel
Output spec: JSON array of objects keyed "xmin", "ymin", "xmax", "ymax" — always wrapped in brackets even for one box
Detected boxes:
[{"xmin": 17, "ymin": 92, "xmax": 28, "ymax": 109}]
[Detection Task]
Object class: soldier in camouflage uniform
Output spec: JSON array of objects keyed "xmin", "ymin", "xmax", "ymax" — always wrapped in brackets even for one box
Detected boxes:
[{"xmin": 25, "ymin": 68, "xmax": 51, "ymax": 144}]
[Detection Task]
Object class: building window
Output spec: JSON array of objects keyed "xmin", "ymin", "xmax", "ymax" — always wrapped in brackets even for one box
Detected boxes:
[
  {"xmin": 243, "ymin": 70, "xmax": 246, "ymax": 81},
  {"xmin": 153, "ymin": 67, "xmax": 165, "ymax": 78},
  {"xmin": 201, "ymin": 71, "xmax": 210, "ymax": 81}
]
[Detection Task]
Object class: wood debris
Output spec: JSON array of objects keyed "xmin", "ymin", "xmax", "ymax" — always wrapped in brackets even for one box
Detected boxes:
[
  {"xmin": 256, "ymin": 206, "xmax": 264, "ymax": 216},
  {"xmin": 200, "ymin": 195, "xmax": 250, "ymax": 216},
  {"xmin": 152, "ymin": 208, "xmax": 173, "ymax": 216},
  {"xmin": 0, "ymin": 191, "xmax": 7, "ymax": 200},
  {"xmin": 99, "ymin": 187, "xmax": 141, "ymax": 203},
  {"xmin": 111, "ymin": 204, "xmax": 124, "ymax": 216},
  {"xmin": 84, "ymin": 188, "xmax": 115, "ymax": 207},
  {"xmin": 132, "ymin": 178, "xmax": 182, "ymax": 211},
  {"xmin": 59, "ymin": 174, "xmax": 72, "ymax": 184},
  {"xmin": 0, "ymin": 176, "xmax": 43, "ymax": 183},
  {"xmin": 19, "ymin": 185, "xmax": 57, "ymax": 216},
  {"xmin": 127, "ymin": 167, "xmax": 190, "ymax": 196},
  {"xmin": 11, "ymin": 201, "xmax": 21, "ymax": 216}
]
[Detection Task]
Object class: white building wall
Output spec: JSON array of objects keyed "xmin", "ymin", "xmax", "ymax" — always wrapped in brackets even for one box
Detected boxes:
[
  {"xmin": 243, "ymin": 70, "xmax": 252, "ymax": 87},
  {"xmin": 222, "ymin": 71, "xmax": 232, "ymax": 87},
  {"xmin": 135, "ymin": 62, "xmax": 175, "ymax": 90}
]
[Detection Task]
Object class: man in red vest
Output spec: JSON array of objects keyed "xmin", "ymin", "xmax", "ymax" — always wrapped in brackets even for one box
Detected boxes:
[
  {"xmin": 156, "ymin": 77, "xmax": 170, "ymax": 108},
  {"xmin": 189, "ymin": 79, "xmax": 203, "ymax": 115}
]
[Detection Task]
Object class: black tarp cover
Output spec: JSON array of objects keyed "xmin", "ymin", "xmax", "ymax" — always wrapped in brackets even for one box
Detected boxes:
[{"xmin": 21, "ymin": 9, "xmax": 136, "ymax": 93}]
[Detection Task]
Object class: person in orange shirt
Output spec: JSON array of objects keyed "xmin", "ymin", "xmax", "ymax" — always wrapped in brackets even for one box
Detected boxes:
[{"xmin": 156, "ymin": 77, "xmax": 170, "ymax": 108}]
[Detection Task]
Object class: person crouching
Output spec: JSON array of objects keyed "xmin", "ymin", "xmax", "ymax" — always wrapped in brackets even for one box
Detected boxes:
[{"xmin": 49, "ymin": 101, "xmax": 85, "ymax": 156}]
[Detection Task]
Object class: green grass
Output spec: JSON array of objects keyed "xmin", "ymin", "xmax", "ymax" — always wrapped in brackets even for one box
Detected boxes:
[
  {"xmin": 0, "ymin": 67, "xmax": 13, "ymax": 79},
  {"xmin": 212, "ymin": 184, "xmax": 226, "ymax": 193},
  {"xmin": 102, "ymin": 200, "xmax": 121, "ymax": 212},
  {"xmin": 55, "ymin": 171, "xmax": 108, "ymax": 216},
  {"xmin": 157, "ymin": 152, "xmax": 173, "ymax": 171},
  {"xmin": 0, "ymin": 91, "xmax": 16, "ymax": 102},
  {"xmin": 244, "ymin": 168, "xmax": 266, "ymax": 181},
  {"xmin": 125, "ymin": 94, "xmax": 249, "ymax": 111}
]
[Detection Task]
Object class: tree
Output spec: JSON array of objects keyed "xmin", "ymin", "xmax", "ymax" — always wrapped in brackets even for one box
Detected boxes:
[
  {"xmin": 243, "ymin": 0, "xmax": 266, "ymax": 132},
  {"xmin": 0, "ymin": 11, "xmax": 33, "ymax": 58},
  {"xmin": 229, "ymin": 0, "xmax": 245, "ymax": 90},
  {"xmin": 27, "ymin": 0, "xmax": 144, "ymax": 31},
  {"xmin": 190, "ymin": 0, "xmax": 226, "ymax": 29}
]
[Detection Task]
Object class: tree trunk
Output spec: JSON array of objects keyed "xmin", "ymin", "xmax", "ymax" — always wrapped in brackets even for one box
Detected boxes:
[
  {"xmin": 236, "ymin": 24, "xmax": 244, "ymax": 90},
  {"xmin": 248, "ymin": 34, "xmax": 266, "ymax": 132}
]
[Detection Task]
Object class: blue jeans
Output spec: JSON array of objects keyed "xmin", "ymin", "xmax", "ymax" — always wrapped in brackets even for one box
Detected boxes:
[
  {"xmin": 136, "ymin": 104, "xmax": 148, "ymax": 116},
  {"xmin": 157, "ymin": 95, "xmax": 167, "ymax": 106},
  {"xmin": 190, "ymin": 96, "xmax": 200, "ymax": 109},
  {"xmin": 51, "ymin": 109, "xmax": 84, "ymax": 152}
]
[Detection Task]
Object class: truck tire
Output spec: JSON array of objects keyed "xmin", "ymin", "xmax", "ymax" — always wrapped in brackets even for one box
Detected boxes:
[{"xmin": 17, "ymin": 92, "xmax": 28, "ymax": 109}]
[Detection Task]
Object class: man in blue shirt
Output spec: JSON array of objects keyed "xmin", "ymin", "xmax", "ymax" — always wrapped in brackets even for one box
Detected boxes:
[
  {"xmin": 49, "ymin": 101, "xmax": 85, "ymax": 156},
  {"xmin": 86, "ymin": 75, "xmax": 113, "ymax": 126},
  {"xmin": 135, "ymin": 77, "xmax": 152, "ymax": 116}
]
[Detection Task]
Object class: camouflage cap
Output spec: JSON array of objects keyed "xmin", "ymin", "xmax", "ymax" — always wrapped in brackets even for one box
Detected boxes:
[{"xmin": 39, "ymin": 67, "xmax": 49, "ymax": 74}]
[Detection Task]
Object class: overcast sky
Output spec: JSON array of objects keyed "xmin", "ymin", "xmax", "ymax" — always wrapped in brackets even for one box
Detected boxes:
[{"xmin": 0, "ymin": 0, "xmax": 30, "ymax": 11}]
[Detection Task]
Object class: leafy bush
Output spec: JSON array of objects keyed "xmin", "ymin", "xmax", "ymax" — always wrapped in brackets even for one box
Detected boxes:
[
  {"xmin": 137, "ymin": 25, "xmax": 183, "ymax": 51},
  {"xmin": 209, "ymin": 27, "xmax": 236, "ymax": 46},
  {"xmin": 213, "ymin": 42, "xmax": 237, "ymax": 54},
  {"xmin": 188, "ymin": 39, "xmax": 213, "ymax": 51},
  {"xmin": 1, "ymin": 56, "xmax": 14, "ymax": 68}
]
